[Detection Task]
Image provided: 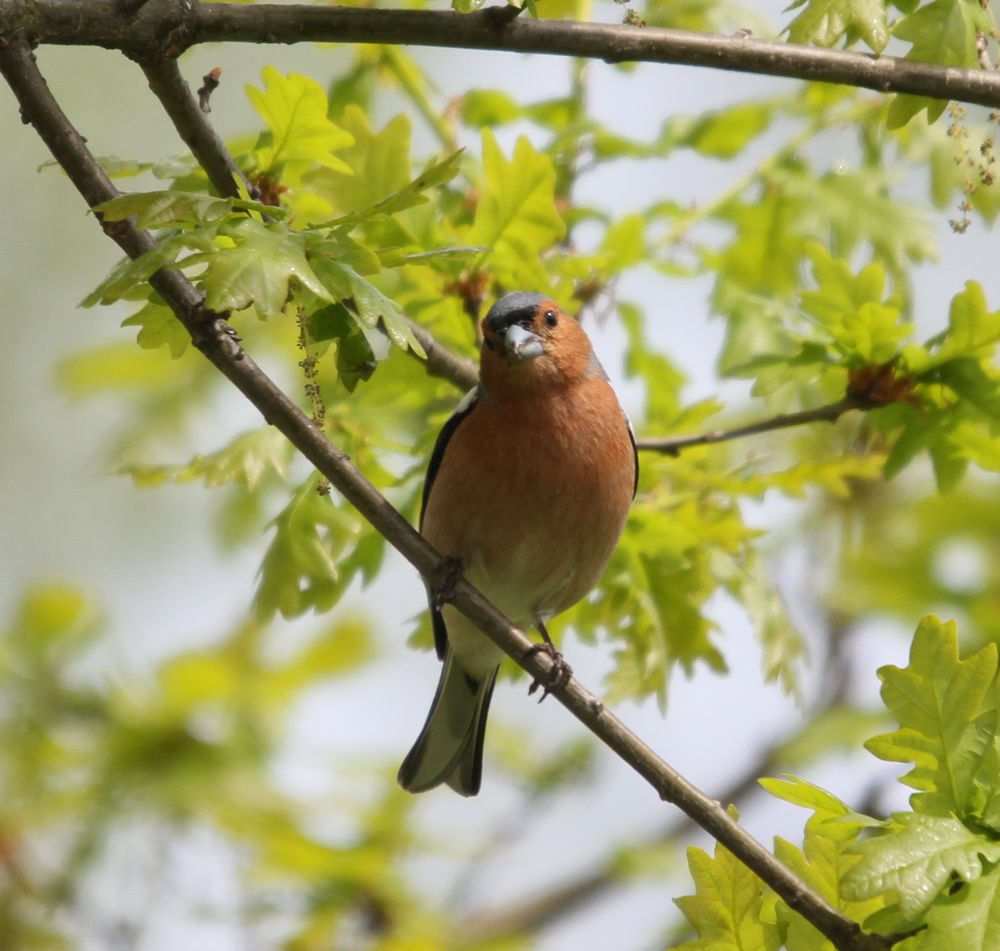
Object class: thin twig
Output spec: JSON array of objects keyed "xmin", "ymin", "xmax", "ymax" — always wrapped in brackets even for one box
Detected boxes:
[
  {"xmin": 5, "ymin": 1, "xmax": 1000, "ymax": 111},
  {"xmin": 0, "ymin": 37, "xmax": 888, "ymax": 951},
  {"xmin": 404, "ymin": 317, "xmax": 479, "ymax": 391},
  {"xmin": 133, "ymin": 55, "xmax": 257, "ymax": 199},
  {"xmin": 638, "ymin": 396, "xmax": 866, "ymax": 455},
  {"xmin": 402, "ymin": 318, "xmax": 868, "ymax": 453}
]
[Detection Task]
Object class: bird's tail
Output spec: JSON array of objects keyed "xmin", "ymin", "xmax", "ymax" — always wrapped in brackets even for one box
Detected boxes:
[{"xmin": 397, "ymin": 649, "xmax": 497, "ymax": 797}]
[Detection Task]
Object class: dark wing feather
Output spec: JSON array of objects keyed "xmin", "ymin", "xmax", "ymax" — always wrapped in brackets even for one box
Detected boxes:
[
  {"xmin": 626, "ymin": 414, "xmax": 639, "ymax": 498},
  {"xmin": 587, "ymin": 350, "xmax": 638, "ymax": 499},
  {"xmin": 421, "ymin": 387, "xmax": 479, "ymax": 659}
]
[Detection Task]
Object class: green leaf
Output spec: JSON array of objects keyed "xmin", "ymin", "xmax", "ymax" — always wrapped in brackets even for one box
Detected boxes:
[
  {"xmin": 674, "ymin": 823, "xmax": 782, "ymax": 951},
  {"xmin": 785, "ymin": 0, "xmax": 889, "ymax": 53},
  {"xmin": 773, "ymin": 833, "xmax": 888, "ymax": 950},
  {"xmin": 254, "ymin": 477, "xmax": 366, "ymax": 620},
  {"xmin": 459, "ymin": 89, "xmax": 523, "ymax": 127},
  {"xmin": 94, "ymin": 191, "xmax": 256, "ymax": 229},
  {"xmin": 760, "ymin": 775, "xmax": 881, "ymax": 841},
  {"xmin": 865, "ymin": 616, "xmax": 997, "ymax": 817},
  {"xmin": 200, "ymin": 219, "xmax": 331, "ymax": 317},
  {"xmin": 119, "ymin": 428, "xmax": 289, "ymax": 490},
  {"xmin": 887, "ymin": 0, "xmax": 993, "ymax": 127},
  {"xmin": 950, "ymin": 421, "xmax": 1000, "ymax": 472},
  {"xmin": 842, "ymin": 813, "xmax": 1000, "ymax": 919},
  {"xmin": 894, "ymin": 0, "xmax": 992, "ymax": 68},
  {"xmin": 620, "ymin": 300, "xmax": 684, "ymax": 427},
  {"xmin": 920, "ymin": 864, "xmax": 1000, "ymax": 951},
  {"xmin": 94, "ymin": 191, "xmax": 215, "ymax": 228},
  {"xmin": 270, "ymin": 616, "xmax": 376, "ymax": 695},
  {"xmin": 302, "ymin": 107, "xmax": 412, "ymax": 217},
  {"xmin": 58, "ymin": 342, "xmax": 176, "ymax": 394},
  {"xmin": 469, "ymin": 130, "xmax": 565, "ymax": 289},
  {"xmin": 311, "ymin": 258, "xmax": 424, "ymax": 356},
  {"xmin": 659, "ymin": 103, "xmax": 776, "ymax": 159},
  {"xmin": 308, "ymin": 302, "xmax": 377, "ymax": 391},
  {"xmin": 246, "ymin": 66, "xmax": 354, "ymax": 175},
  {"xmin": 312, "ymin": 148, "xmax": 465, "ymax": 232},
  {"xmin": 715, "ymin": 188, "xmax": 806, "ymax": 297},
  {"xmin": 736, "ymin": 555, "xmax": 807, "ymax": 698},
  {"xmin": 934, "ymin": 281, "xmax": 1000, "ymax": 365},
  {"xmin": 12, "ymin": 584, "xmax": 99, "ymax": 654},
  {"xmin": 121, "ymin": 300, "xmax": 190, "ymax": 359}
]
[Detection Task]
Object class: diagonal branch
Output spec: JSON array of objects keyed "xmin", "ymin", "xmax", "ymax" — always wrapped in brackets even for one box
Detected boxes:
[
  {"xmin": 7, "ymin": 0, "xmax": 1000, "ymax": 111},
  {"xmin": 0, "ymin": 36, "xmax": 889, "ymax": 951},
  {"xmin": 132, "ymin": 54, "xmax": 255, "ymax": 200},
  {"xmin": 461, "ymin": 612, "xmax": 864, "ymax": 942}
]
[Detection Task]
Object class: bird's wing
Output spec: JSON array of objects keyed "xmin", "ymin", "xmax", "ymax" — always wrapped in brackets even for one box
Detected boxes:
[
  {"xmin": 626, "ymin": 414, "xmax": 639, "ymax": 498},
  {"xmin": 421, "ymin": 386, "xmax": 480, "ymax": 659},
  {"xmin": 586, "ymin": 350, "xmax": 639, "ymax": 499}
]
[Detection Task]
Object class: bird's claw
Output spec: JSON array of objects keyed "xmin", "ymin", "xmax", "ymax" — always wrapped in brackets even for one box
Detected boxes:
[
  {"xmin": 525, "ymin": 642, "xmax": 573, "ymax": 702},
  {"xmin": 431, "ymin": 556, "xmax": 464, "ymax": 609}
]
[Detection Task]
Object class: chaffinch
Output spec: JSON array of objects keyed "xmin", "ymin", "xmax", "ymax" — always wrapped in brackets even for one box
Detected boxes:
[{"xmin": 398, "ymin": 292, "xmax": 638, "ymax": 796}]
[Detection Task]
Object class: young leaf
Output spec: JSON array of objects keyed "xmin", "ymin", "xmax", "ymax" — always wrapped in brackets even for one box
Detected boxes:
[
  {"xmin": 119, "ymin": 428, "xmax": 289, "ymax": 491},
  {"xmin": 469, "ymin": 130, "xmax": 565, "ymax": 289},
  {"xmin": 310, "ymin": 258, "xmax": 424, "ymax": 356},
  {"xmin": 94, "ymin": 190, "xmax": 231, "ymax": 229},
  {"xmin": 200, "ymin": 219, "xmax": 332, "ymax": 318},
  {"xmin": 865, "ymin": 616, "xmax": 997, "ymax": 818},
  {"xmin": 121, "ymin": 300, "xmax": 190, "ymax": 359},
  {"xmin": 246, "ymin": 66, "xmax": 354, "ymax": 175},
  {"xmin": 674, "ymin": 824, "xmax": 781, "ymax": 951},
  {"xmin": 919, "ymin": 863, "xmax": 1000, "ymax": 951},
  {"xmin": 785, "ymin": 0, "xmax": 889, "ymax": 53},
  {"xmin": 842, "ymin": 813, "xmax": 1000, "ymax": 920},
  {"xmin": 887, "ymin": 0, "xmax": 994, "ymax": 127},
  {"xmin": 773, "ymin": 834, "xmax": 887, "ymax": 951},
  {"xmin": 254, "ymin": 477, "xmax": 366, "ymax": 620}
]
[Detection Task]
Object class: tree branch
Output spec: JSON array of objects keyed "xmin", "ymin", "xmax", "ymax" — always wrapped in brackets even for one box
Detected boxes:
[
  {"xmin": 6, "ymin": 0, "xmax": 1000, "ymax": 111},
  {"xmin": 132, "ymin": 54, "xmax": 257, "ymax": 200},
  {"xmin": 403, "ymin": 319, "xmax": 869, "ymax": 453},
  {"xmin": 403, "ymin": 317, "xmax": 479, "ymax": 391},
  {"xmin": 461, "ymin": 611, "xmax": 863, "ymax": 943},
  {"xmin": 638, "ymin": 396, "xmax": 866, "ymax": 455},
  {"xmin": 0, "ymin": 36, "xmax": 889, "ymax": 951}
]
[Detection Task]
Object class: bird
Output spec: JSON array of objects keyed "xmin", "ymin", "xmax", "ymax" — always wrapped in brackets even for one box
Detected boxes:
[{"xmin": 397, "ymin": 291, "xmax": 638, "ymax": 796}]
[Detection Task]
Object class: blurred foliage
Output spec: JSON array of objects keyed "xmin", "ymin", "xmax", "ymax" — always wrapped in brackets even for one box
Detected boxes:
[{"xmin": 6, "ymin": 0, "xmax": 1000, "ymax": 947}]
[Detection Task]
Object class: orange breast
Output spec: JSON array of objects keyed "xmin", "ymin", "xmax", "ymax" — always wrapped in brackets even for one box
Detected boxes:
[{"xmin": 421, "ymin": 376, "xmax": 635, "ymax": 625}]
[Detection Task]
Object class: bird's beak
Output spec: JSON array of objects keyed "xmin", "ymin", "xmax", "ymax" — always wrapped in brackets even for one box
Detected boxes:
[{"xmin": 504, "ymin": 324, "xmax": 545, "ymax": 361}]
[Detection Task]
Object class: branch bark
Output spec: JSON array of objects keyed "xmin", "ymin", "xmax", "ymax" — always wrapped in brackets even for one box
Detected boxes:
[
  {"xmin": 3, "ymin": 0, "xmax": 1000, "ymax": 110},
  {"xmin": 637, "ymin": 396, "xmax": 867, "ymax": 455},
  {"xmin": 133, "ymin": 54, "xmax": 257, "ymax": 200},
  {"xmin": 0, "ymin": 35, "xmax": 891, "ymax": 951}
]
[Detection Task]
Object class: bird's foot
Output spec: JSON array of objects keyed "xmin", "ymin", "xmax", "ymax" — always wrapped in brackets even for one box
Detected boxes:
[
  {"xmin": 431, "ymin": 556, "xmax": 464, "ymax": 609},
  {"xmin": 525, "ymin": 642, "xmax": 573, "ymax": 703}
]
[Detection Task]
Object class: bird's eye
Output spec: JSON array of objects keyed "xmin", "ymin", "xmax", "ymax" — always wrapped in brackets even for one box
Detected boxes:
[{"xmin": 544, "ymin": 309, "xmax": 558, "ymax": 327}]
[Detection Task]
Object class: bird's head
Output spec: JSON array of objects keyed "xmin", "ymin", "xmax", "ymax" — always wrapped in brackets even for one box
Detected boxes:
[{"xmin": 479, "ymin": 292, "xmax": 592, "ymax": 393}]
